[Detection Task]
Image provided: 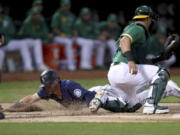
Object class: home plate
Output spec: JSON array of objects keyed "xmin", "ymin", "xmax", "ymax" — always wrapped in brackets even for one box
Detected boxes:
[{"xmin": 172, "ymin": 114, "xmax": 180, "ymax": 119}]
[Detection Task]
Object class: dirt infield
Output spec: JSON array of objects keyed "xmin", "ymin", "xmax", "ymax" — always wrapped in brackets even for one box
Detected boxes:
[
  {"xmin": 1, "ymin": 102, "xmax": 180, "ymax": 123},
  {"xmin": 1, "ymin": 68, "xmax": 180, "ymax": 82}
]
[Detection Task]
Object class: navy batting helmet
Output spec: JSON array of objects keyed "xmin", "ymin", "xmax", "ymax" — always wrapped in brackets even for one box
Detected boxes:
[{"xmin": 40, "ymin": 70, "xmax": 60, "ymax": 87}]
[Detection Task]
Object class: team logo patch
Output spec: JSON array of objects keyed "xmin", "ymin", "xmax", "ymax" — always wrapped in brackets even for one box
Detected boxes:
[{"xmin": 74, "ymin": 89, "xmax": 82, "ymax": 98}]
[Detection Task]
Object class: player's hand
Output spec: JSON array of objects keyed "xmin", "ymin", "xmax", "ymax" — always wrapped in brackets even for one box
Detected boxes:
[{"xmin": 128, "ymin": 61, "xmax": 138, "ymax": 74}]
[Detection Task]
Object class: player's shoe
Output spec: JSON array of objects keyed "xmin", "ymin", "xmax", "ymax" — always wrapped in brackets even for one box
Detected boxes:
[
  {"xmin": 143, "ymin": 103, "xmax": 169, "ymax": 114},
  {"xmin": 89, "ymin": 98, "xmax": 101, "ymax": 112}
]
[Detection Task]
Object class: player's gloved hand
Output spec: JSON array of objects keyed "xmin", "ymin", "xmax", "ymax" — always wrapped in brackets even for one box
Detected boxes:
[{"xmin": 128, "ymin": 61, "xmax": 138, "ymax": 74}]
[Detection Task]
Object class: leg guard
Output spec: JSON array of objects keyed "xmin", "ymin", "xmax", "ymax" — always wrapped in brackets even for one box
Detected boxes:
[
  {"xmin": 125, "ymin": 103, "xmax": 143, "ymax": 112},
  {"xmin": 102, "ymin": 98, "xmax": 127, "ymax": 112},
  {"xmin": 147, "ymin": 67, "xmax": 170, "ymax": 105}
]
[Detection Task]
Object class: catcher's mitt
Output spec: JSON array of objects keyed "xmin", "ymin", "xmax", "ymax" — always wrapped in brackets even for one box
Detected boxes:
[
  {"xmin": 163, "ymin": 34, "xmax": 179, "ymax": 59},
  {"xmin": 151, "ymin": 34, "xmax": 180, "ymax": 63}
]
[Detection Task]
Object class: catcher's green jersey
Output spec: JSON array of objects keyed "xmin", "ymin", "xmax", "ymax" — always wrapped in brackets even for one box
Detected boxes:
[
  {"xmin": 51, "ymin": 9, "xmax": 75, "ymax": 36},
  {"xmin": 113, "ymin": 23, "xmax": 148, "ymax": 64},
  {"xmin": 147, "ymin": 34, "xmax": 165, "ymax": 56},
  {"xmin": 98, "ymin": 21, "xmax": 121, "ymax": 39},
  {"xmin": 18, "ymin": 16, "xmax": 49, "ymax": 43},
  {"xmin": 0, "ymin": 14, "xmax": 15, "ymax": 45},
  {"xmin": 73, "ymin": 18, "xmax": 98, "ymax": 39}
]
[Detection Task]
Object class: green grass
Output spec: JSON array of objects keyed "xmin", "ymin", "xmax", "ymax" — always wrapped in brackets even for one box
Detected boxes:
[
  {"xmin": 0, "ymin": 122, "xmax": 180, "ymax": 135},
  {"xmin": 0, "ymin": 76, "xmax": 179, "ymax": 102}
]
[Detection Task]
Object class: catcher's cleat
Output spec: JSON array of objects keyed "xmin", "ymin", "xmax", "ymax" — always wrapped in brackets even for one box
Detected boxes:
[
  {"xmin": 89, "ymin": 98, "xmax": 101, "ymax": 112},
  {"xmin": 143, "ymin": 103, "xmax": 169, "ymax": 114}
]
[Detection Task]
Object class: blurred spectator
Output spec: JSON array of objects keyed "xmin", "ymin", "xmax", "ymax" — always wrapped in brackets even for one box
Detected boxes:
[
  {"xmin": 91, "ymin": 9, "xmax": 100, "ymax": 25},
  {"xmin": 18, "ymin": 8, "xmax": 50, "ymax": 71},
  {"xmin": 118, "ymin": 11, "xmax": 126, "ymax": 27},
  {"xmin": 51, "ymin": 0, "xmax": 76, "ymax": 71},
  {"xmin": 0, "ymin": 4, "xmax": 35, "ymax": 72},
  {"xmin": 32, "ymin": 0, "xmax": 43, "ymax": 12},
  {"xmin": 73, "ymin": 7, "xmax": 98, "ymax": 70},
  {"xmin": 147, "ymin": 26, "xmax": 176, "ymax": 67},
  {"xmin": 157, "ymin": 2, "xmax": 176, "ymax": 33},
  {"xmin": 96, "ymin": 13, "xmax": 122, "ymax": 68}
]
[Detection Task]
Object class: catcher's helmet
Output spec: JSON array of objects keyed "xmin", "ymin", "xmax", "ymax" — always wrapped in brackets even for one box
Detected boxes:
[
  {"xmin": 133, "ymin": 5, "xmax": 156, "ymax": 20},
  {"xmin": 40, "ymin": 70, "xmax": 59, "ymax": 87}
]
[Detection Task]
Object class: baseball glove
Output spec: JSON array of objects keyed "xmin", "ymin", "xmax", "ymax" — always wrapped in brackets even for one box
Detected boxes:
[
  {"xmin": 163, "ymin": 34, "xmax": 179, "ymax": 58},
  {"xmin": 151, "ymin": 34, "xmax": 180, "ymax": 63}
]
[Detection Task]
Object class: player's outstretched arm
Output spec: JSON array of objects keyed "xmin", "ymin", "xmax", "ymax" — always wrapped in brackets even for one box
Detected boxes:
[{"xmin": 4, "ymin": 93, "xmax": 41, "ymax": 112}]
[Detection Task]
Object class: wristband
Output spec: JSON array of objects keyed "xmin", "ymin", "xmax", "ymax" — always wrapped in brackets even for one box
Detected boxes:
[{"xmin": 122, "ymin": 51, "xmax": 134, "ymax": 61}]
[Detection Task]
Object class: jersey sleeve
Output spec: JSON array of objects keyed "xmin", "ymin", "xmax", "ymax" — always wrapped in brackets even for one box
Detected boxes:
[
  {"xmin": 51, "ymin": 14, "xmax": 60, "ymax": 29},
  {"xmin": 37, "ymin": 88, "xmax": 50, "ymax": 100},
  {"xmin": 121, "ymin": 25, "xmax": 144, "ymax": 44},
  {"xmin": 68, "ymin": 81, "xmax": 96, "ymax": 106}
]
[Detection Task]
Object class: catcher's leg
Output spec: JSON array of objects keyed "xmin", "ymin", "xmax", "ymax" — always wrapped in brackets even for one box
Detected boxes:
[{"xmin": 143, "ymin": 67, "xmax": 170, "ymax": 114}]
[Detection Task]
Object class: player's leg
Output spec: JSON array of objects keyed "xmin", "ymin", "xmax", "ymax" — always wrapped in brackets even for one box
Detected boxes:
[
  {"xmin": 143, "ymin": 66, "xmax": 170, "ymax": 114},
  {"xmin": 53, "ymin": 37, "xmax": 76, "ymax": 71},
  {"xmin": 76, "ymin": 37, "xmax": 94, "ymax": 69},
  {"xmin": 108, "ymin": 63, "xmax": 169, "ymax": 114},
  {"xmin": 30, "ymin": 39, "xmax": 48, "ymax": 71},
  {"xmin": 106, "ymin": 39, "xmax": 116, "ymax": 59},
  {"xmin": 94, "ymin": 40, "xmax": 106, "ymax": 67},
  {"xmin": 3, "ymin": 40, "xmax": 34, "ymax": 71},
  {"xmin": 89, "ymin": 85, "xmax": 128, "ymax": 112},
  {"xmin": 0, "ymin": 49, "xmax": 5, "ymax": 71},
  {"xmin": 162, "ymin": 80, "xmax": 180, "ymax": 98}
]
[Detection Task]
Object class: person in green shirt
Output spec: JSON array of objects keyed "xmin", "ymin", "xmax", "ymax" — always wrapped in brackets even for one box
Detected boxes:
[
  {"xmin": 147, "ymin": 26, "xmax": 176, "ymax": 67},
  {"xmin": 0, "ymin": 4, "xmax": 36, "ymax": 72},
  {"xmin": 73, "ymin": 7, "xmax": 98, "ymax": 70},
  {"xmin": 32, "ymin": 0, "xmax": 43, "ymax": 12},
  {"xmin": 96, "ymin": 13, "xmax": 122, "ymax": 68},
  {"xmin": 107, "ymin": 5, "xmax": 170, "ymax": 114},
  {"xmin": 51, "ymin": 0, "xmax": 76, "ymax": 71},
  {"xmin": 18, "ymin": 8, "xmax": 50, "ymax": 71}
]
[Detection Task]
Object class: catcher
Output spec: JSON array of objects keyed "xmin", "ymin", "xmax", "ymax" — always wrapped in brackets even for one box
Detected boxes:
[{"xmin": 107, "ymin": 5, "xmax": 179, "ymax": 114}]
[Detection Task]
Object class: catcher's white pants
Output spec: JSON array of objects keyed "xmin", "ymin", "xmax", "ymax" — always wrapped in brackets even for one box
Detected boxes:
[
  {"xmin": 53, "ymin": 36, "xmax": 76, "ymax": 70},
  {"xmin": 89, "ymin": 80, "xmax": 180, "ymax": 108},
  {"xmin": 95, "ymin": 39, "xmax": 116, "ymax": 66},
  {"xmin": 1, "ymin": 40, "xmax": 33, "ymax": 71},
  {"xmin": 108, "ymin": 62, "xmax": 159, "ymax": 106},
  {"xmin": 75, "ymin": 37, "xmax": 94, "ymax": 69}
]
